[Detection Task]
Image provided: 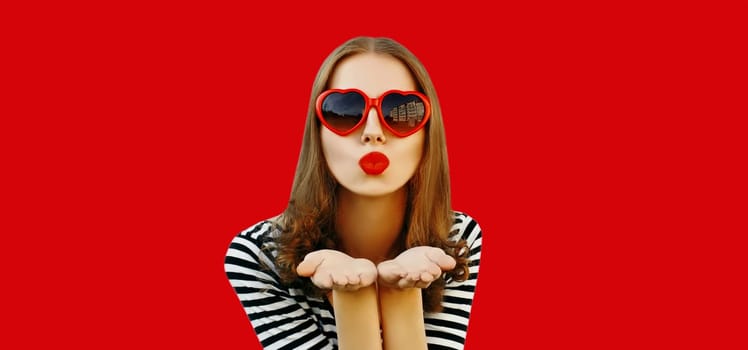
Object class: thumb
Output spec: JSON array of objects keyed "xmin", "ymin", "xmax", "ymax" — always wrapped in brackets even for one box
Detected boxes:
[
  {"xmin": 427, "ymin": 248, "xmax": 457, "ymax": 270},
  {"xmin": 296, "ymin": 251, "xmax": 324, "ymax": 277}
]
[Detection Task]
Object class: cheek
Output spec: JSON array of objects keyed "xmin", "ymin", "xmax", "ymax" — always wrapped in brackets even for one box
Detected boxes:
[
  {"xmin": 409, "ymin": 132, "xmax": 426, "ymax": 161},
  {"xmin": 320, "ymin": 129, "xmax": 337, "ymax": 158},
  {"xmin": 393, "ymin": 133, "xmax": 425, "ymax": 169},
  {"xmin": 320, "ymin": 130, "xmax": 354, "ymax": 168}
]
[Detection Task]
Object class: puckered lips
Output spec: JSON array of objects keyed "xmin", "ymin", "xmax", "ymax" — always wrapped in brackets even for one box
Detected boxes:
[{"xmin": 358, "ymin": 151, "xmax": 390, "ymax": 175}]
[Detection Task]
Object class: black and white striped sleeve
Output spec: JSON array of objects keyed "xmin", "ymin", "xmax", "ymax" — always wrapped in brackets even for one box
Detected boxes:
[
  {"xmin": 424, "ymin": 212, "xmax": 483, "ymax": 349},
  {"xmin": 224, "ymin": 222, "xmax": 336, "ymax": 350}
]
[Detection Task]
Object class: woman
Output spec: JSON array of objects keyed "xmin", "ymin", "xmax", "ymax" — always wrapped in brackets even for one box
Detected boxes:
[{"xmin": 225, "ymin": 36, "xmax": 482, "ymax": 350}]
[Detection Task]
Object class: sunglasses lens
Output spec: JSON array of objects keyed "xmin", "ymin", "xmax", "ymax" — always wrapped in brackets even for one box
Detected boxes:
[
  {"xmin": 320, "ymin": 91, "xmax": 365, "ymax": 133},
  {"xmin": 381, "ymin": 93, "xmax": 428, "ymax": 134}
]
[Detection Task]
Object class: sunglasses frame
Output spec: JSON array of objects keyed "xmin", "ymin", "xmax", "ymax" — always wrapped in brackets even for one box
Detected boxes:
[{"xmin": 315, "ymin": 88, "xmax": 431, "ymax": 138}]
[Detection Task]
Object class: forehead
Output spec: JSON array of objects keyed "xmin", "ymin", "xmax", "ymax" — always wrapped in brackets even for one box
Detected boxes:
[{"xmin": 328, "ymin": 53, "xmax": 416, "ymax": 96}]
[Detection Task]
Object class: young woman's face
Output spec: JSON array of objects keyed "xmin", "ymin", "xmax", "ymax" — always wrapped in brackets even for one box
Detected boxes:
[{"xmin": 321, "ymin": 53, "xmax": 425, "ymax": 197}]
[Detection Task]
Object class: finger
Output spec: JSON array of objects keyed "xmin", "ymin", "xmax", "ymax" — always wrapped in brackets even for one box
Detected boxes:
[
  {"xmin": 426, "ymin": 263, "xmax": 442, "ymax": 277},
  {"xmin": 346, "ymin": 274, "xmax": 361, "ymax": 286},
  {"xmin": 359, "ymin": 271, "xmax": 377, "ymax": 287},
  {"xmin": 297, "ymin": 252, "xmax": 325, "ymax": 277},
  {"xmin": 378, "ymin": 262, "xmax": 406, "ymax": 281},
  {"xmin": 330, "ymin": 271, "xmax": 349, "ymax": 286},
  {"xmin": 354, "ymin": 258, "xmax": 377, "ymax": 273},
  {"xmin": 420, "ymin": 271, "xmax": 435, "ymax": 284},
  {"xmin": 311, "ymin": 272, "xmax": 333, "ymax": 289},
  {"xmin": 377, "ymin": 261, "xmax": 395, "ymax": 274},
  {"xmin": 397, "ymin": 278, "xmax": 414, "ymax": 289},
  {"xmin": 427, "ymin": 248, "xmax": 456, "ymax": 270}
]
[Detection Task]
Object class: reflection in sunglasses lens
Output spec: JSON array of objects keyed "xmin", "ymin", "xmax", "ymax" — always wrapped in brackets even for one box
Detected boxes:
[
  {"xmin": 382, "ymin": 94, "xmax": 426, "ymax": 133},
  {"xmin": 322, "ymin": 92, "xmax": 365, "ymax": 132}
]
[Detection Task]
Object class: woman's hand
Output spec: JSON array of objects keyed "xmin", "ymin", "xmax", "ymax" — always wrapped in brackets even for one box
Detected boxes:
[
  {"xmin": 297, "ymin": 250, "xmax": 378, "ymax": 291},
  {"xmin": 377, "ymin": 246, "xmax": 456, "ymax": 289}
]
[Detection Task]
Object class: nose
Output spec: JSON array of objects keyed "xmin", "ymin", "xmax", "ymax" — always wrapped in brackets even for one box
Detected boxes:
[{"xmin": 360, "ymin": 107, "xmax": 386, "ymax": 144}]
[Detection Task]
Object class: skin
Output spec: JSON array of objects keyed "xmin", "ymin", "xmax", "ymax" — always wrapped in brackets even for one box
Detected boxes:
[
  {"xmin": 296, "ymin": 53, "xmax": 456, "ymax": 349},
  {"xmin": 320, "ymin": 52, "xmax": 425, "ymax": 199}
]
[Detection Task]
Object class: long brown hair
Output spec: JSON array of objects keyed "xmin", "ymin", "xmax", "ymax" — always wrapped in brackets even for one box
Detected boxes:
[{"xmin": 274, "ymin": 36, "xmax": 468, "ymax": 312}]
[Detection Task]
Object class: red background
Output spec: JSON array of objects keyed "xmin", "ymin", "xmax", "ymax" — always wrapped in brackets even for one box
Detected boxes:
[{"xmin": 2, "ymin": 1, "xmax": 746, "ymax": 348}]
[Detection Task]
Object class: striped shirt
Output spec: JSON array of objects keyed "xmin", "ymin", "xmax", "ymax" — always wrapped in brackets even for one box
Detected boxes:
[{"xmin": 224, "ymin": 211, "xmax": 482, "ymax": 350}]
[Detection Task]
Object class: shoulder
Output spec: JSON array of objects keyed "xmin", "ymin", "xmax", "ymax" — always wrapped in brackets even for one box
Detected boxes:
[
  {"xmin": 225, "ymin": 218, "xmax": 283, "ymax": 267},
  {"xmin": 236, "ymin": 218, "xmax": 282, "ymax": 241},
  {"xmin": 450, "ymin": 211, "xmax": 483, "ymax": 247}
]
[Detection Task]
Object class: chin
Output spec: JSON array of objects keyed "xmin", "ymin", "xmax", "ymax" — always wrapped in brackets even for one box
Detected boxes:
[{"xmin": 346, "ymin": 178, "xmax": 408, "ymax": 197}]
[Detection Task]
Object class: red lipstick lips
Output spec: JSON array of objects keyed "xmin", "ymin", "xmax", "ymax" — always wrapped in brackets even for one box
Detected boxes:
[{"xmin": 359, "ymin": 152, "xmax": 390, "ymax": 175}]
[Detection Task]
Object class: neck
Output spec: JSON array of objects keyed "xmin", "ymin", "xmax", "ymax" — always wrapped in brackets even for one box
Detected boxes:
[{"xmin": 335, "ymin": 187, "xmax": 407, "ymax": 264}]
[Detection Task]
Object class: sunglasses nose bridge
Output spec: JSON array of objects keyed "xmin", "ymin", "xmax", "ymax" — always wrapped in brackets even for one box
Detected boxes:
[{"xmin": 368, "ymin": 96, "xmax": 380, "ymax": 108}]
